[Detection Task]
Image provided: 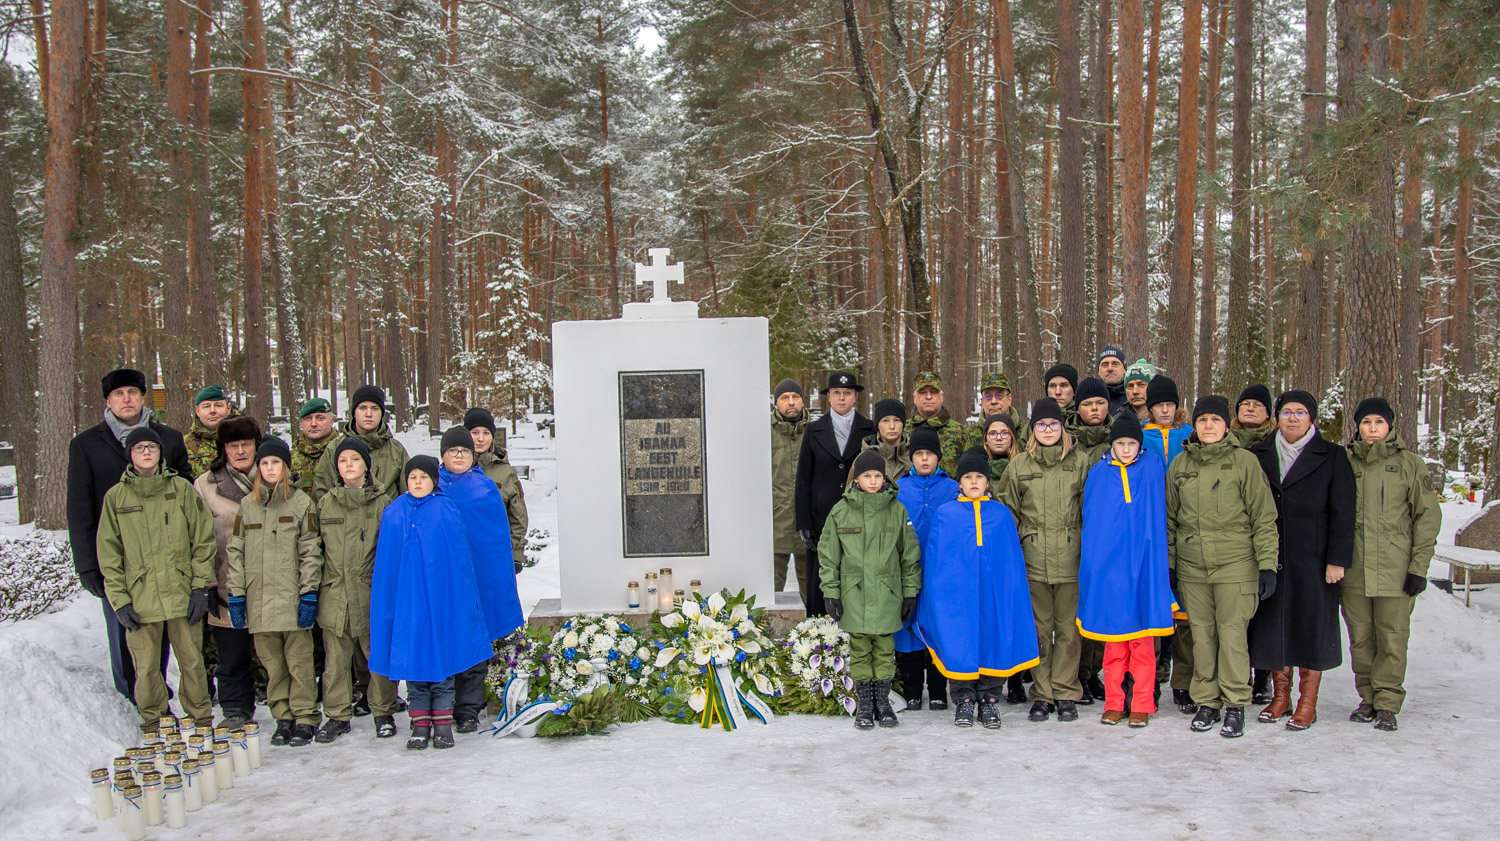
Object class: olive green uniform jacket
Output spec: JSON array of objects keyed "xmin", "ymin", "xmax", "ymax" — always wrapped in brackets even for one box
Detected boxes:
[
  {"xmin": 1343, "ymin": 432, "xmax": 1441, "ymax": 598},
  {"xmin": 995, "ymin": 444, "xmax": 1090, "ymax": 584},
  {"xmin": 226, "ymin": 484, "xmax": 323, "ymax": 633},
  {"xmin": 97, "ymin": 467, "xmax": 217, "ymax": 622},
  {"xmin": 1165, "ymin": 437, "xmax": 1280, "ymax": 584},
  {"xmin": 312, "ymin": 414, "xmax": 410, "ymax": 501},
  {"xmin": 770, "ymin": 410, "xmax": 808, "ymax": 555},
  {"xmin": 291, "ymin": 434, "xmax": 336, "ymax": 501},
  {"xmin": 861, "ymin": 434, "xmax": 913, "ymax": 488},
  {"xmin": 315, "ymin": 484, "xmax": 391, "ymax": 637},
  {"xmin": 908, "ymin": 409, "xmax": 966, "ymax": 478},
  {"xmin": 817, "ymin": 484, "xmax": 922, "ymax": 635}
]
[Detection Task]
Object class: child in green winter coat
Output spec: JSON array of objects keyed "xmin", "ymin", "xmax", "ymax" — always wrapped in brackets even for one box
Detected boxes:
[
  {"xmin": 226, "ymin": 437, "xmax": 324, "ymax": 748},
  {"xmin": 819, "ymin": 449, "xmax": 922, "ymax": 730},
  {"xmin": 314, "ymin": 437, "xmax": 398, "ymax": 743}
]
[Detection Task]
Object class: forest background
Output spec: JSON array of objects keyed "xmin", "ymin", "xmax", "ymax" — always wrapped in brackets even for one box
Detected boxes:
[{"xmin": 1, "ymin": 0, "xmax": 1498, "ymax": 529}]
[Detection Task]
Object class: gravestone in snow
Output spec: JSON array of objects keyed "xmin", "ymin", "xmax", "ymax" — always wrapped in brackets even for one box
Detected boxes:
[{"xmin": 545, "ymin": 248, "xmax": 777, "ymax": 615}]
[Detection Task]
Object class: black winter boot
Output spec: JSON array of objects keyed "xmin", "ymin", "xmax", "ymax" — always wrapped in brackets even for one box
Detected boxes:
[
  {"xmin": 351, "ymin": 690, "xmax": 371, "ymax": 717},
  {"xmin": 978, "ymin": 698, "xmax": 1002, "ymax": 729},
  {"xmin": 1373, "ymin": 710, "xmax": 1398, "ymax": 732},
  {"xmin": 314, "ymin": 718, "xmax": 351, "ymax": 744},
  {"xmin": 853, "ymin": 681, "xmax": 875, "ymax": 730},
  {"xmin": 270, "ymin": 719, "xmax": 294, "ymax": 746},
  {"xmin": 873, "ymin": 680, "xmax": 900, "ymax": 727},
  {"xmin": 1173, "ymin": 689, "xmax": 1196, "ymax": 714},
  {"xmin": 407, "ymin": 722, "xmax": 432, "ymax": 750},
  {"xmin": 1190, "ymin": 706, "xmax": 1221, "ymax": 732},
  {"xmin": 455, "ymin": 715, "xmax": 480, "ymax": 734},
  {"xmin": 1349, "ymin": 702, "xmax": 1376, "ymax": 723},
  {"xmin": 432, "ymin": 722, "xmax": 455, "ymax": 749},
  {"xmin": 1056, "ymin": 700, "xmax": 1078, "ymax": 722},
  {"xmin": 1006, "ymin": 675, "xmax": 1028, "ymax": 704},
  {"xmin": 1220, "ymin": 706, "xmax": 1246, "ymax": 738},
  {"xmin": 288, "ymin": 722, "xmax": 316, "ymax": 747},
  {"xmin": 1028, "ymin": 700, "xmax": 1054, "ymax": 721},
  {"xmin": 374, "ymin": 715, "xmax": 398, "ymax": 738}
]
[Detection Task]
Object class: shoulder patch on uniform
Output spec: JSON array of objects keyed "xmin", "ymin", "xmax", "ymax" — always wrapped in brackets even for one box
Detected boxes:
[
  {"xmin": 836, "ymin": 527, "xmax": 862, "ymax": 534},
  {"xmin": 1421, "ymin": 472, "xmax": 1434, "ymax": 491},
  {"xmin": 305, "ymin": 512, "xmax": 320, "ymax": 534}
]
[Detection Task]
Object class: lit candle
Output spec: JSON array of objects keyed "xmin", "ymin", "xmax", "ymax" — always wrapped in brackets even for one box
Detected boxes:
[
  {"xmin": 141, "ymin": 772, "xmax": 163, "ymax": 827},
  {"xmin": 627, "ymin": 580, "xmax": 641, "ymax": 610},
  {"xmin": 163, "ymin": 774, "xmax": 186, "ymax": 828},
  {"xmin": 690, "ymin": 579, "xmax": 702, "ymax": 596},
  {"xmin": 643, "ymin": 572, "xmax": 658, "ymax": 610},
  {"xmin": 90, "ymin": 768, "xmax": 113, "ymax": 821},
  {"xmin": 674, "ymin": 589, "xmax": 685, "ymax": 606},
  {"xmin": 658, "ymin": 568, "xmax": 674, "ymax": 610},
  {"xmin": 112, "ymin": 773, "xmax": 134, "ymax": 830},
  {"xmin": 121, "ymin": 787, "xmax": 145, "ymax": 841}
]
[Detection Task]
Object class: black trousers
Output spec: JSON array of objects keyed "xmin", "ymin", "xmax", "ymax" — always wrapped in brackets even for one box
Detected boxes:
[
  {"xmin": 896, "ymin": 650, "xmax": 947, "ymax": 702},
  {"xmin": 210, "ymin": 625, "xmax": 257, "ymax": 719},
  {"xmin": 803, "ymin": 542, "xmax": 826, "ymax": 616},
  {"xmin": 949, "ymin": 675, "xmax": 1006, "ymax": 704},
  {"xmin": 453, "ymin": 660, "xmax": 490, "ymax": 720},
  {"xmin": 102, "ymin": 597, "xmax": 167, "ymax": 703}
]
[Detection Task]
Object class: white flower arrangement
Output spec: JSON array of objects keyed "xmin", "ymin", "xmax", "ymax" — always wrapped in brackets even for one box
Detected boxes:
[
  {"xmin": 650, "ymin": 590, "xmax": 783, "ymax": 722},
  {"xmin": 777, "ymin": 616, "xmax": 856, "ymax": 716}
]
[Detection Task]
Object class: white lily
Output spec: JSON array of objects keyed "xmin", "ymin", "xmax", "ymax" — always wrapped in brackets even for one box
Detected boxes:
[
  {"xmin": 753, "ymin": 672, "xmax": 775, "ymax": 696},
  {"xmin": 660, "ymin": 612, "xmax": 684, "ymax": 629},
  {"xmin": 736, "ymin": 639, "xmax": 761, "ymax": 654},
  {"xmin": 729, "ymin": 603, "xmax": 749, "ymax": 624},
  {"xmin": 688, "ymin": 687, "xmax": 707, "ymax": 713},
  {"xmin": 681, "ymin": 599, "xmax": 701, "ymax": 620},
  {"xmin": 707, "ymin": 591, "xmax": 727, "ymax": 614},
  {"xmin": 693, "ymin": 641, "xmax": 715, "ymax": 665},
  {"xmin": 655, "ymin": 647, "xmax": 681, "ymax": 668}
]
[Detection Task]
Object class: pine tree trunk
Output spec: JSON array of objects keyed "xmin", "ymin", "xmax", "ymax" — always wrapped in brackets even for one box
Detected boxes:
[
  {"xmin": 1391, "ymin": 0, "xmax": 1426, "ymax": 444},
  {"xmin": 190, "ymin": 0, "xmax": 223, "ymax": 387},
  {"xmin": 161, "ymin": 0, "xmax": 194, "ymax": 428},
  {"xmin": 1057, "ymin": 0, "xmax": 1087, "ymax": 368},
  {"xmin": 0, "ymin": 69, "xmax": 37, "ymax": 523},
  {"xmin": 35, "ymin": 0, "xmax": 87, "ymax": 530},
  {"xmin": 1292, "ymin": 0, "xmax": 1328, "ymax": 396},
  {"xmin": 240, "ymin": 0, "xmax": 273, "ymax": 424},
  {"xmin": 1166, "ymin": 0, "xmax": 1202, "ymax": 383},
  {"xmin": 1451, "ymin": 121, "xmax": 1476, "ymax": 434},
  {"xmin": 1222, "ymin": 0, "xmax": 1253, "ymax": 394},
  {"xmin": 994, "ymin": 0, "xmax": 1040, "ymax": 395},
  {"xmin": 994, "ymin": 13, "xmax": 1021, "ymax": 388},
  {"xmin": 1336, "ymin": 0, "xmax": 1398, "ymax": 422},
  {"xmin": 1196, "ymin": 0, "xmax": 1226, "ymax": 397},
  {"xmin": 1118, "ymin": 0, "xmax": 1149, "ymax": 343},
  {"xmin": 599, "ymin": 15, "xmax": 621, "ymax": 317},
  {"xmin": 1091, "ymin": 0, "xmax": 1114, "ymax": 350}
]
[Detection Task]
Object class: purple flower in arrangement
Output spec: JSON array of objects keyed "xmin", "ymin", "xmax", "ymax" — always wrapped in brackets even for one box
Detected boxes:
[
  {"xmin": 831, "ymin": 656, "xmax": 845, "ymax": 671},
  {"xmin": 541, "ymin": 653, "xmax": 553, "ymax": 661},
  {"xmin": 842, "ymin": 675, "xmax": 853, "ymax": 691},
  {"xmin": 842, "ymin": 696, "xmax": 857, "ymax": 714},
  {"xmin": 820, "ymin": 678, "xmax": 835, "ymax": 696},
  {"xmin": 808, "ymin": 653, "xmax": 821, "ymax": 669}
]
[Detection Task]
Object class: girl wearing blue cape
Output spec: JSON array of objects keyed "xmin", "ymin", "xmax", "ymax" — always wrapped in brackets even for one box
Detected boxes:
[
  {"xmin": 1077, "ymin": 414, "xmax": 1176, "ymax": 727},
  {"xmin": 916, "ymin": 446, "xmax": 1040, "ymax": 728},
  {"xmin": 436, "ymin": 426, "xmax": 526, "ymax": 733},
  {"xmin": 369, "ymin": 456, "xmax": 490, "ymax": 751},
  {"xmin": 893, "ymin": 426, "xmax": 959, "ymax": 711}
]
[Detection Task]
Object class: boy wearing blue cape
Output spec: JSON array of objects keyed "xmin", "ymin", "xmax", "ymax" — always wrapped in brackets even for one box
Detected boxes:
[
  {"xmin": 436, "ymin": 427, "xmax": 526, "ymax": 733},
  {"xmin": 1077, "ymin": 413, "xmax": 1176, "ymax": 727},
  {"xmin": 370, "ymin": 456, "xmax": 492, "ymax": 750},
  {"xmin": 893, "ymin": 427, "xmax": 958, "ymax": 711},
  {"xmin": 916, "ymin": 447, "xmax": 1040, "ymax": 728}
]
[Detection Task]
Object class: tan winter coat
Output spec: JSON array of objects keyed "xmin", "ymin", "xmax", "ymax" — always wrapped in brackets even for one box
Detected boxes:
[{"xmin": 194, "ymin": 465, "xmax": 255, "ymax": 628}]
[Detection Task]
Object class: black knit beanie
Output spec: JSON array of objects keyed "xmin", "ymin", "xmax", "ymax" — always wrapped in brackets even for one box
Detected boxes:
[
  {"xmin": 1146, "ymin": 375, "xmax": 1180, "ymax": 410},
  {"xmin": 1191, "ymin": 395, "xmax": 1233, "ymax": 427},
  {"xmin": 1075, "ymin": 377, "xmax": 1109, "ymax": 405},
  {"xmin": 334, "ymin": 436, "xmax": 372, "ymax": 475},
  {"xmin": 984, "ymin": 413, "xmax": 1016, "ymax": 437},
  {"xmin": 440, "ymin": 426, "xmax": 475, "ymax": 454},
  {"xmin": 1237, "ymin": 383, "xmax": 1273, "ymax": 411},
  {"xmin": 872, "ymin": 398, "xmax": 906, "ymax": 426},
  {"xmin": 350, "ymin": 385, "xmax": 387, "ymax": 412},
  {"xmin": 1109, "ymin": 412, "xmax": 1145, "ymax": 444},
  {"xmin": 125, "ymin": 427, "xmax": 163, "ymax": 451},
  {"xmin": 955, "ymin": 446, "xmax": 991, "ymax": 481},
  {"xmin": 463, "ymin": 408, "xmax": 496, "ymax": 433},
  {"xmin": 405, "ymin": 455, "xmax": 441, "ymax": 487},
  {"xmin": 1043, "ymin": 363, "xmax": 1079, "ymax": 392},
  {"xmin": 851, "ymin": 449, "xmax": 886, "ymax": 481},
  {"xmin": 1030, "ymin": 397, "xmax": 1065, "ymax": 427},
  {"xmin": 1276, "ymin": 390, "xmax": 1319, "ymax": 422},
  {"xmin": 1352, "ymin": 397, "xmax": 1395, "ymax": 429},
  {"xmin": 773, "ymin": 379, "xmax": 804, "ymax": 401},
  {"xmin": 909, "ymin": 426, "xmax": 941, "ymax": 457},
  {"xmin": 255, "ymin": 436, "xmax": 292, "ymax": 467}
]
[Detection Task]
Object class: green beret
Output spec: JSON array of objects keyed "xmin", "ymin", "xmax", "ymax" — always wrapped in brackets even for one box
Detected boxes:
[
  {"xmin": 298, "ymin": 397, "xmax": 333, "ymax": 419},
  {"xmin": 194, "ymin": 385, "xmax": 226, "ymax": 405}
]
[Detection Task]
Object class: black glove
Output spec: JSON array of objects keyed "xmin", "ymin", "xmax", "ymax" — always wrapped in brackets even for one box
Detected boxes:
[
  {"xmin": 825, "ymin": 597, "xmax": 842, "ymax": 622},
  {"xmin": 900, "ymin": 597, "xmax": 917, "ymax": 622},
  {"xmin": 79, "ymin": 570, "xmax": 106, "ymax": 598},
  {"xmin": 207, "ymin": 588, "xmax": 228, "ymax": 614},
  {"xmin": 1257, "ymin": 569, "xmax": 1278, "ymax": 602},
  {"xmin": 115, "ymin": 603, "xmax": 142, "ymax": 632},
  {"xmin": 187, "ymin": 588, "xmax": 213, "ymax": 625},
  {"xmin": 1402, "ymin": 573, "xmax": 1428, "ymax": 597},
  {"xmin": 799, "ymin": 529, "xmax": 817, "ymax": 555},
  {"xmin": 1169, "ymin": 569, "xmax": 1180, "ymax": 596}
]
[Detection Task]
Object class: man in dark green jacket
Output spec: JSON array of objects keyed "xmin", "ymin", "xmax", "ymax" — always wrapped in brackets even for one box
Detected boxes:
[
  {"xmin": 1342, "ymin": 398, "xmax": 1441, "ymax": 731},
  {"xmin": 313, "ymin": 385, "xmax": 410, "ymax": 501},
  {"xmin": 97, "ymin": 427, "xmax": 218, "ymax": 727},
  {"xmin": 819, "ymin": 450, "xmax": 922, "ymax": 729},
  {"xmin": 770, "ymin": 379, "xmax": 808, "ymax": 597}
]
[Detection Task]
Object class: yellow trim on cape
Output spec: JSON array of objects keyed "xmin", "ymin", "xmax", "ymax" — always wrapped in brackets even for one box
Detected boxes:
[
  {"xmin": 927, "ymin": 645, "xmax": 1040, "ymax": 680},
  {"xmin": 1111, "ymin": 459, "xmax": 1133, "ymax": 503},
  {"xmin": 959, "ymin": 495, "xmax": 989, "ymax": 546}
]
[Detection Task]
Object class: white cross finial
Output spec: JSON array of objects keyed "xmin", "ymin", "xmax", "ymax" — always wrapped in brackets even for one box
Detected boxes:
[{"xmin": 634, "ymin": 248, "xmax": 684, "ymax": 304}]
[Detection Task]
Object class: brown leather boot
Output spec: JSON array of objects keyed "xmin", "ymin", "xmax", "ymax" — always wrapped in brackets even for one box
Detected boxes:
[
  {"xmin": 1286, "ymin": 668, "xmax": 1322, "ymax": 731},
  {"xmin": 1257, "ymin": 667, "xmax": 1293, "ymax": 723}
]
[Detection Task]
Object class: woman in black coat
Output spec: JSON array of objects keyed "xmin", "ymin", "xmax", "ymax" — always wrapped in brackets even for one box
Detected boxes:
[{"xmin": 1247, "ymin": 390, "xmax": 1355, "ymax": 731}]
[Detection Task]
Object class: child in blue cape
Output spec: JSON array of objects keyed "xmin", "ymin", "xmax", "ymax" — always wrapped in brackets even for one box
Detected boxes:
[
  {"xmin": 436, "ymin": 426, "xmax": 525, "ymax": 733},
  {"xmin": 369, "ymin": 456, "xmax": 491, "ymax": 751},
  {"xmin": 893, "ymin": 426, "xmax": 959, "ymax": 711},
  {"xmin": 1078, "ymin": 413, "xmax": 1176, "ymax": 727},
  {"xmin": 916, "ymin": 446, "xmax": 1040, "ymax": 729}
]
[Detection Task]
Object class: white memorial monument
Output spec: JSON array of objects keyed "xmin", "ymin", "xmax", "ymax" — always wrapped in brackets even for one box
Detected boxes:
[{"xmin": 545, "ymin": 248, "xmax": 777, "ymax": 615}]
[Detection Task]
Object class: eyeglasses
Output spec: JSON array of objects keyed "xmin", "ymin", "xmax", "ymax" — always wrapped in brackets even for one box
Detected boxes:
[
  {"xmin": 130, "ymin": 443, "xmax": 160, "ymax": 454},
  {"xmin": 981, "ymin": 390, "xmax": 1010, "ymax": 399},
  {"xmin": 986, "ymin": 430, "xmax": 1011, "ymax": 438},
  {"xmin": 1034, "ymin": 421, "xmax": 1062, "ymax": 432},
  {"xmin": 1279, "ymin": 410, "xmax": 1310, "ymax": 420}
]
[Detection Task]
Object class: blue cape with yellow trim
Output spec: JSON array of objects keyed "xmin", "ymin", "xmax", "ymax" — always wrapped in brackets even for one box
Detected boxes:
[
  {"xmin": 1142, "ymin": 423, "xmax": 1191, "ymax": 469},
  {"xmin": 1077, "ymin": 453, "xmax": 1177, "ymax": 640},
  {"xmin": 369, "ymin": 490, "xmax": 493, "ymax": 682},
  {"xmin": 893, "ymin": 469, "xmax": 960, "ymax": 652},
  {"xmin": 913, "ymin": 497, "xmax": 1039, "ymax": 678},
  {"xmin": 439, "ymin": 466, "xmax": 525, "ymax": 641}
]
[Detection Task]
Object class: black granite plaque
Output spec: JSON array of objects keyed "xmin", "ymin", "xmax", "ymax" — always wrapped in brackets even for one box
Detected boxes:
[{"xmin": 619, "ymin": 370, "xmax": 709, "ymax": 557}]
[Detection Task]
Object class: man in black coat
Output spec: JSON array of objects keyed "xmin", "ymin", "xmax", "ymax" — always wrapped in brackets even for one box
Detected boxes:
[
  {"xmin": 794, "ymin": 371, "xmax": 874, "ymax": 616},
  {"xmin": 68, "ymin": 369, "xmax": 192, "ymax": 702},
  {"xmin": 1247, "ymin": 389, "xmax": 1356, "ymax": 731}
]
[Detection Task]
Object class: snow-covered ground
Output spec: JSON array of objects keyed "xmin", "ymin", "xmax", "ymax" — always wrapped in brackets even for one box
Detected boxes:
[{"xmin": 3, "ymin": 422, "xmax": 1500, "ymax": 840}]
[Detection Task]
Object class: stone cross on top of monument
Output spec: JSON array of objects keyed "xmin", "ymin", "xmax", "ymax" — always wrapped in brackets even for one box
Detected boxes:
[
  {"xmin": 624, "ymin": 247, "xmax": 697, "ymax": 320},
  {"xmin": 635, "ymin": 248, "xmax": 684, "ymax": 303}
]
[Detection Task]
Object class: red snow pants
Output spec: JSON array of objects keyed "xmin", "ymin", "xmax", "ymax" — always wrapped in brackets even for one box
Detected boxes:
[{"xmin": 1103, "ymin": 637, "xmax": 1157, "ymax": 714}]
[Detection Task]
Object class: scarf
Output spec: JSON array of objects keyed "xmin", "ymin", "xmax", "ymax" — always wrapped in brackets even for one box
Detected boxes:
[
  {"xmin": 104, "ymin": 408, "xmax": 151, "ymax": 449},
  {"xmin": 830, "ymin": 407, "xmax": 855, "ymax": 454},
  {"xmin": 1275, "ymin": 426, "xmax": 1316, "ymax": 482}
]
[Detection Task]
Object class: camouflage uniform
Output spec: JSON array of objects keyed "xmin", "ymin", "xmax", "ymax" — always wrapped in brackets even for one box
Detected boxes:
[
  {"xmin": 291, "ymin": 435, "xmax": 336, "ymax": 500},
  {"xmin": 908, "ymin": 371, "xmax": 966, "ymax": 478},
  {"xmin": 963, "ymin": 372, "xmax": 1028, "ymax": 449},
  {"xmin": 183, "ymin": 408, "xmax": 240, "ymax": 482}
]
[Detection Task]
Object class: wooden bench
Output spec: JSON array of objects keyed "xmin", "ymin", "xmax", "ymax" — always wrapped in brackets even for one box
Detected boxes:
[{"xmin": 1435, "ymin": 546, "xmax": 1500, "ymax": 608}]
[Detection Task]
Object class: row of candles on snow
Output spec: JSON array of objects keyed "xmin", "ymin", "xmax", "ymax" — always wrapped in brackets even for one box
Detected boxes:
[
  {"xmin": 88, "ymin": 716, "xmax": 263, "ymax": 840},
  {"xmin": 627, "ymin": 568, "xmax": 702, "ymax": 612}
]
